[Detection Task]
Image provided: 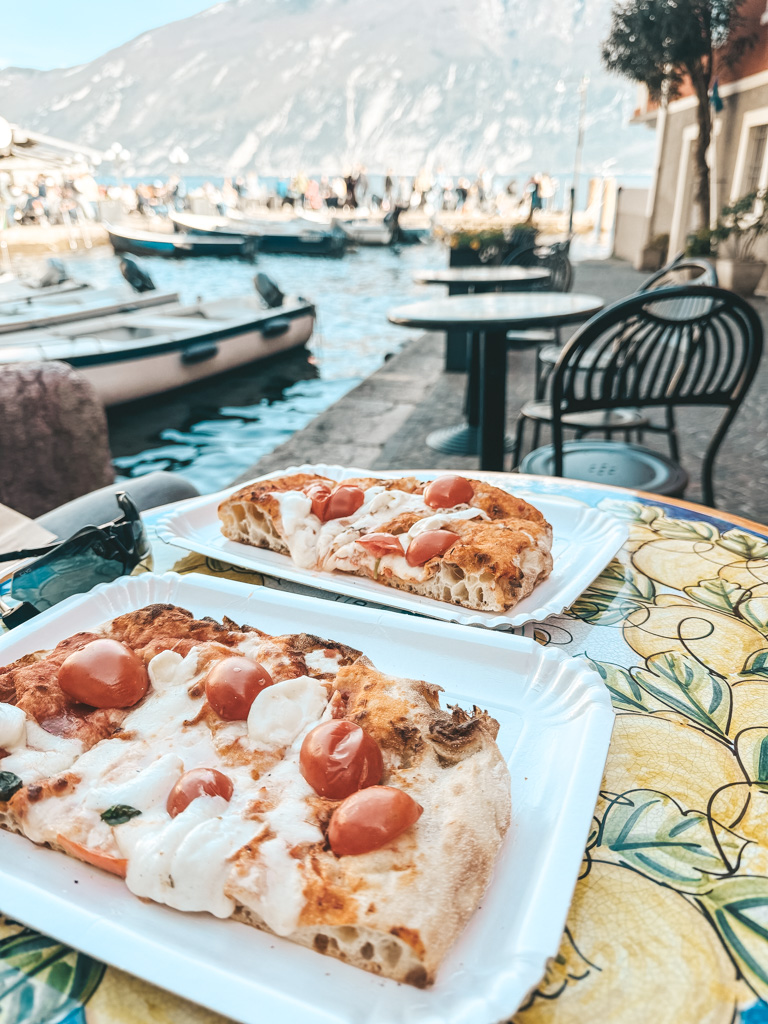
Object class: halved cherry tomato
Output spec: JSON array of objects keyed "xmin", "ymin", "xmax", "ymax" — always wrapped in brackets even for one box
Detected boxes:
[
  {"xmin": 324, "ymin": 486, "xmax": 365, "ymax": 522},
  {"xmin": 58, "ymin": 639, "xmax": 149, "ymax": 709},
  {"xmin": 300, "ymin": 720, "xmax": 383, "ymax": 800},
  {"xmin": 205, "ymin": 656, "xmax": 273, "ymax": 720},
  {"xmin": 357, "ymin": 533, "xmax": 404, "ymax": 558},
  {"xmin": 167, "ymin": 768, "xmax": 234, "ymax": 818},
  {"xmin": 328, "ymin": 786, "xmax": 423, "ymax": 857},
  {"xmin": 306, "ymin": 483, "xmax": 332, "ymax": 520},
  {"xmin": 57, "ymin": 834, "xmax": 127, "ymax": 878},
  {"xmin": 424, "ymin": 475, "xmax": 474, "ymax": 509},
  {"xmin": 405, "ymin": 530, "xmax": 460, "ymax": 567}
]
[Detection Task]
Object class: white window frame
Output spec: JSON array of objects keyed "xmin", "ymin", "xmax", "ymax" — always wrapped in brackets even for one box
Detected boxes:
[
  {"xmin": 730, "ymin": 106, "xmax": 768, "ymax": 200},
  {"xmin": 669, "ymin": 123, "xmax": 699, "ymax": 255}
]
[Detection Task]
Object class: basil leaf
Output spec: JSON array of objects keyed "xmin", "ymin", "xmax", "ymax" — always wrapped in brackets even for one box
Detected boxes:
[
  {"xmin": 100, "ymin": 805, "xmax": 141, "ymax": 826},
  {"xmin": 0, "ymin": 771, "xmax": 22, "ymax": 802}
]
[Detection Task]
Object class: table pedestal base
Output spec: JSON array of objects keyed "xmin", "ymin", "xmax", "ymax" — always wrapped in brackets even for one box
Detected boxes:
[{"xmin": 426, "ymin": 423, "xmax": 516, "ymax": 457}]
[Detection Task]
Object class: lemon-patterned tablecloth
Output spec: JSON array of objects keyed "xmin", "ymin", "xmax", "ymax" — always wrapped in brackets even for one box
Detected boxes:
[{"xmin": 3, "ymin": 476, "xmax": 768, "ymax": 1024}]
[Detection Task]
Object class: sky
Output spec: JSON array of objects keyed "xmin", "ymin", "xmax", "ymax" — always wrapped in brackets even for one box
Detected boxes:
[{"xmin": 1, "ymin": 0, "xmax": 219, "ymax": 70}]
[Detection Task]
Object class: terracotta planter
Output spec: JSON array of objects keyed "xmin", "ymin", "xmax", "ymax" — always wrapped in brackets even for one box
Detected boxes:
[{"xmin": 715, "ymin": 258, "xmax": 767, "ymax": 296}]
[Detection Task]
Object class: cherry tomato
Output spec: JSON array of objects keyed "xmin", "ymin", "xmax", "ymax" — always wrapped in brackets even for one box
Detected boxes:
[
  {"xmin": 300, "ymin": 720, "xmax": 383, "ymax": 799},
  {"xmin": 57, "ymin": 834, "xmax": 127, "ymax": 877},
  {"xmin": 167, "ymin": 767, "xmax": 234, "ymax": 818},
  {"xmin": 424, "ymin": 475, "xmax": 474, "ymax": 509},
  {"xmin": 58, "ymin": 639, "xmax": 149, "ymax": 709},
  {"xmin": 324, "ymin": 486, "xmax": 365, "ymax": 522},
  {"xmin": 328, "ymin": 786, "xmax": 423, "ymax": 857},
  {"xmin": 405, "ymin": 530, "xmax": 460, "ymax": 567},
  {"xmin": 357, "ymin": 533, "xmax": 404, "ymax": 558},
  {"xmin": 205, "ymin": 656, "xmax": 273, "ymax": 720},
  {"xmin": 305, "ymin": 482, "xmax": 331, "ymax": 520}
]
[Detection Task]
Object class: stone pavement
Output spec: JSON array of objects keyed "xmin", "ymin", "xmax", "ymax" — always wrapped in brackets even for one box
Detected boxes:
[{"xmin": 240, "ymin": 259, "xmax": 768, "ymax": 525}]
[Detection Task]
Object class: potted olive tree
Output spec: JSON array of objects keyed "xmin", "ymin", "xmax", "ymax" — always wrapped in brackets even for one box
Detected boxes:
[{"xmin": 711, "ymin": 190, "xmax": 768, "ymax": 296}]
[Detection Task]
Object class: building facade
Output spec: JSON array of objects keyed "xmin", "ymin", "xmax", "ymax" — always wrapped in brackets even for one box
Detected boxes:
[{"xmin": 623, "ymin": 0, "xmax": 768, "ymax": 269}]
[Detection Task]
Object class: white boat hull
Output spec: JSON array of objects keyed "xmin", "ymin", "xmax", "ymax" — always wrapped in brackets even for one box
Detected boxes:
[{"xmin": 82, "ymin": 312, "xmax": 314, "ymax": 405}]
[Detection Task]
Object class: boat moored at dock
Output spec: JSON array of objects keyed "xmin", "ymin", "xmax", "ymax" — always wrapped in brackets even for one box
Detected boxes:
[
  {"xmin": 0, "ymin": 295, "xmax": 315, "ymax": 405},
  {"xmin": 106, "ymin": 223, "xmax": 257, "ymax": 260},
  {"xmin": 169, "ymin": 210, "xmax": 347, "ymax": 257},
  {"xmin": 0, "ymin": 285, "xmax": 180, "ymax": 334}
]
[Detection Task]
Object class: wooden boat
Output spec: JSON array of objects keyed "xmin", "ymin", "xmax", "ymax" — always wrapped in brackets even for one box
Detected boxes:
[
  {"xmin": 332, "ymin": 217, "xmax": 394, "ymax": 246},
  {"xmin": 332, "ymin": 208, "xmax": 430, "ymax": 246},
  {"xmin": 0, "ymin": 273, "xmax": 89, "ymax": 305},
  {"xmin": 169, "ymin": 211, "xmax": 347, "ymax": 258},
  {"xmin": 106, "ymin": 223, "xmax": 257, "ymax": 260},
  {"xmin": 0, "ymin": 296, "xmax": 314, "ymax": 406},
  {"xmin": 0, "ymin": 286, "xmax": 180, "ymax": 334}
]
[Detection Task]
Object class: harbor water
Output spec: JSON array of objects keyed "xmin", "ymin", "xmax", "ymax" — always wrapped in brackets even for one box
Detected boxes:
[{"xmin": 53, "ymin": 242, "xmax": 443, "ymax": 493}]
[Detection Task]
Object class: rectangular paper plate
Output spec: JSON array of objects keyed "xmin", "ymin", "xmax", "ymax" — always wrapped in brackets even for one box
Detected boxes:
[
  {"xmin": 157, "ymin": 464, "xmax": 628, "ymax": 629},
  {"xmin": 0, "ymin": 572, "xmax": 614, "ymax": 1024}
]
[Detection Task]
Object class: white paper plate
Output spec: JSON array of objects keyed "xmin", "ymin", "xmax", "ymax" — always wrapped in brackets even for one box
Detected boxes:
[
  {"xmin": 0, "ymin": 572, "xmax": 614, "ymax": 1024},
  {"xmin": 157, "ymin": 464, "xmax": 628, "ymax": 629}
]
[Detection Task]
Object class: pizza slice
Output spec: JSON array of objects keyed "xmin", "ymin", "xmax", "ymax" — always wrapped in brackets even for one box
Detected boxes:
[
  {"xmin": 0, "ymin": 603, "xmax": 511, "ymax": 987},
  {"xmin": 218, "ymin": 472, "xmax": 553, "ymax": 613}
]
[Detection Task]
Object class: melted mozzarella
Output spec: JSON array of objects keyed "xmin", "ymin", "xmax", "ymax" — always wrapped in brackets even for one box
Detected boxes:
[
  {"xmin": 274, "ymin": 491, "xmax": 318, "ymax": 568},
  {"xmin": 1, "ymin": 722, "xmax": 83, "ymax": 784},
  {"xmin": 229, "ymin": 738, "xmax": 324, "ymax": 936},
  {"xmin": 304, "ymin": 648, "xmax": 342, "ymax": 676},
  {"xmin": 247, "ymin": 675, "xmax": 328, "ymax": 749},
  {"xmin": 0, "ymin": 702, "xmax": 26, "ymax": 750},
  {"xmin": 272, "ymin": 484, "xmax": 489, "ymax": 582},
  {"xmin": 116, "ymin": 795, "xmax": 258, "ymax": 918},
  {"xmin": 406, "ymin": 507, "xmax": 489, "ymax": 538},
  {"xmin": 84, "ymin": 753, "xmax": 184, "ymax": 814}
]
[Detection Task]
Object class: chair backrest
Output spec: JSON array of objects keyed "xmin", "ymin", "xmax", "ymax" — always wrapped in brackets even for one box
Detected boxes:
[
  {"xmin": 640, "ymin": 257, "xmax": 717, "ymax": 292},
  {"xmin": 502, "ymin": 235, "xmax": 573, "ymax": 291},
  {"xmin": 638, "ymin": 258, "xmax": 718, "ymax": 322},
  {"xmin": 550, "ymin": 285, "xmax": 763, "ymax": 501}
]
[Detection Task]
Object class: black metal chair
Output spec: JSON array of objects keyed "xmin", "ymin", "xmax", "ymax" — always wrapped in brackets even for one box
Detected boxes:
[
  {"xmin": 516, "ymin": 285, "xmax": 763, "ymax": 506},
  {"xmin": 517, "ymin": 258, "xmax": 719, "ymax": 455}
]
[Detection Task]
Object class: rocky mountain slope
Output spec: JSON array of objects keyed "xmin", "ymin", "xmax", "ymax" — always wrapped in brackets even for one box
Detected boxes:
[{"xmin": 0, "ymin": 0, "xmax": 655, "ymax": 179}]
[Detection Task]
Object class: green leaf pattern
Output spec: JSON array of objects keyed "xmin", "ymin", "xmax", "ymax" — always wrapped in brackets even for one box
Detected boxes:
[
  {"xmin": 596, "ymin": 790, "xmax": 746, "ymax": 891},
  {"xmin": 631, "ymin": 652, "xmax": 732, "ymax": 736},
  {"xmin": 0, "ymin": 924, "xmax": 104, "ymax": 1023}
]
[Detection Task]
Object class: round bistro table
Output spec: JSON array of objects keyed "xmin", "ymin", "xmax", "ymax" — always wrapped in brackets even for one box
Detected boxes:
[
  {"xmin": 413, "ymin": 265, "xmax": 552, "ymax": 375},
  {"xmin": 4, "ymin": 476, "xmax": 768, "ymax": 1024},
  {"xmin": 388, "ymin": 293, "xmax": 604, "ymax": 471}
]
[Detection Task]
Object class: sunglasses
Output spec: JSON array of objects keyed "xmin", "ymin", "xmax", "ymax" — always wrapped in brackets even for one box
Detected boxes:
[{"xmin": 0, "ymin": 492, "xmax": 151, "ymax": 628}]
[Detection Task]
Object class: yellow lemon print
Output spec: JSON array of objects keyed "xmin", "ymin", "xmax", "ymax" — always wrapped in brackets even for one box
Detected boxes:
[
  {"xmin": 515, "ymin": 861, "xmax": 739, "ymax": 1024},
  {"xmin": 604, "ymin": 716, "xmax": 743, "ymax": 807},
  {"xmin": 624, "ymin": 603, "xmax": 766, "ymax": 679}
]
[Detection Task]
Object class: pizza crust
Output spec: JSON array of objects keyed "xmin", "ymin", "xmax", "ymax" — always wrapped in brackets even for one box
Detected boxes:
[{"xmin": 0, "ymin": 605, "xmax": 511, "ymax": 987}]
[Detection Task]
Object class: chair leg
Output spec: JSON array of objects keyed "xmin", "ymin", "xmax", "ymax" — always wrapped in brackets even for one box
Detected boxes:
[
  {"xmin": 666, "ymin": 407, "xmax": 681, "ymax": 463},
  {"xmin": 531, "ymin": 418, "xmax": 542, "ymax": 451},
  {"xmin": 512, "ymin": 415, "xmax": 527, "ymax": 466}
]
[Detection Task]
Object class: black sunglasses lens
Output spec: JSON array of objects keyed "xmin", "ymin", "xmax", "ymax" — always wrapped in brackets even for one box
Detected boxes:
[{"xmin": 9, "ymin": 532, "xmax": 138, "ymax": 613}]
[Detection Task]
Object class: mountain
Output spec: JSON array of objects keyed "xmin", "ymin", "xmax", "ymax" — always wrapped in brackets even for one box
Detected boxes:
[{"xmin": 0, "ymin": 0, "xmax": 656, "ymax": 181}]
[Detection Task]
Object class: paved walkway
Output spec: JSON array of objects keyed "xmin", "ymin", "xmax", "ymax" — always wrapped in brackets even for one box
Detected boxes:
[{"xmin": 240, "ymin": 259, "xmax": 768, "ymax": 525}]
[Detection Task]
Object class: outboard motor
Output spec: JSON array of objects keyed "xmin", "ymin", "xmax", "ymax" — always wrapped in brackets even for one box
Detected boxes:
[
  {"xmin": 120, "ymin": 256, "xmax": 156, "ymax": 293},
  {"xmin": 383, "ymin": 204, "xmax": 405, "ymax": 244},
  {"xmin": 36, "ymin": 259, "xmax": 70, "ymax": 288},
  {"xmin": 254, "ymin": 272, "xmax": 284, "ymax": 309}
]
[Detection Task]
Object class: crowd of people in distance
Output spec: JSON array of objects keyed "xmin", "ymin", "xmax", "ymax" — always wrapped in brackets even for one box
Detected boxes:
[
  {"xmin": 1, "ymin": 166, "xmax": 560, "ymax": 227},
  {"xmin": 0, "ymin": 172, "xmax": 102, "ymax": 227}
]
